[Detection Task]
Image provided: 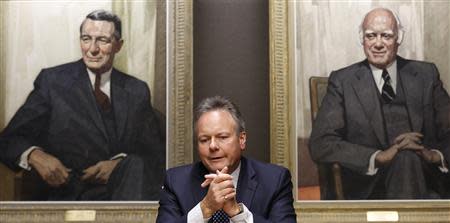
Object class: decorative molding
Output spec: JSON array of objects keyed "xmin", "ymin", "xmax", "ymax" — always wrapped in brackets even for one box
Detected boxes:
[
  {"xmin": 167, "ymin": 0, "xmax": 194, "ymax": 168},
  {"xmin": 1, "ymin": 202, "xmax": 450, "ymax": 222},
  {"xmin": 296, "ymin": 201, "xmax": 450, "ymax": 222},
  {"xmin": 0, "ymin": 202, "xmax": 159, "ymax": 223},
  {"xmin": 268, "ymin": 0, "xmax": 295, "ymax": 175},
  {"xmin": 0, "ymin": 2, "xmax": 5, "ymax": 128}
]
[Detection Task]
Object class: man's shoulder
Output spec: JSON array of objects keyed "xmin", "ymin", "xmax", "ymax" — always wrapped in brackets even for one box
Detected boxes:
[
  {"xmin": 32, "ymin": 60, "xmax": 85, "ymax": 84},
  {"xmin": 399, "ymin": 58, "xmax": 435, "ymax": 70},
  {"xmin": 330, "ymin": 60, "xmax": 366, "ymax": 78},
  {"xmin": 43, "ymin": 59, "xmax": 83, "ymax": 72},
  {"xmin": 112, "ymin": 68, "xmax": 151, "ymax": 94},
  {"xmin": 166, "ymin": 163, "xmax": 195, "ymax": 175},
  {"xmin": 113, "ymin": 68, "xmax": 144, "ymax": 83},
  {"xmin": 244, "ymin": 157, "xmax": 290, "ymax": 177}
]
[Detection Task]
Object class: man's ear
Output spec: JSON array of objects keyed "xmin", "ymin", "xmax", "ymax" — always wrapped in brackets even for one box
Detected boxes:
[
  {"xmin": 396, "ymin": 29, "xmax": 404, "ymax": 44},
  {"xmin": 114, "ymin": 39, "xmax": 124, "ymax": 53},
  {"xmin": 239, "ymin": 131, "xmax": 246, "ymax": 150}
]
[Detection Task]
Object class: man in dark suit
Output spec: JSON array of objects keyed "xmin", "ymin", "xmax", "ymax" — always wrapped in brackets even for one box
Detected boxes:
[
  {"xmin": 0, "ymin": 10, "xmax": 165, "ymax": 200},
  {"xmin": 309, "ymin": 8, "xmax": 450, "ymax": 199},
  {"xmin": 156, "ymin": 96, "xmax": 296, "ymax": 222}
]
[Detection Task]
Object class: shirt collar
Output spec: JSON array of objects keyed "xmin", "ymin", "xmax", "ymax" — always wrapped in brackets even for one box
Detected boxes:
[
  {"xmin": 86, "ymin": 68, "xmax": 112, "ymax": 88},
  {"xmin": 369, "ymin": 59, "xmax": 397, "ymax": 91},
  {"xmin": 230, "ymin": 162, "xmax": 241, "ymax": 188}
]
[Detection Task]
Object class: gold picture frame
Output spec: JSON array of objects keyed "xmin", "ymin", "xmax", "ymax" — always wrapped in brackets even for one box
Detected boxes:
[
  {"xmin": 269, "ymin": 0, "xmax": 450, "ymax": 222},
  {"xmin": 0, "ymin": 0, "xmax": 193, "ymax": 221}
]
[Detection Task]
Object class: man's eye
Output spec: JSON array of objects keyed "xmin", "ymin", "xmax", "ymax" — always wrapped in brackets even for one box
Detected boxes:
[
  {"xmin": 365, "ymin": 34, "xmax": 376, "ymax": 39},
  {"xmin": 382, "ymin": 33, "xmax": 393, "ymax": 40},
  {"xmin": 97, "ymin": 38, "xmax": 110, "ymax": 45},
  {"xmin": 81, "ymin": 37, "xmax": 91, "ymax": 42}
]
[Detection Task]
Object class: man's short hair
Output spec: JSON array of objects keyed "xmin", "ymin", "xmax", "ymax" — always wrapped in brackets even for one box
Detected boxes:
[
  {"xmin": 194, "ymin": 96, "xmax": 246, "ymax": 135},
  {"xmin": 80, "ymin": 9, "xmax": 122, "ymax": 40}
]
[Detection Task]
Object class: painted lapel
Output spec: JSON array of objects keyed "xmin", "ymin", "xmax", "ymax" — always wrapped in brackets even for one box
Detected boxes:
[
  {"xmin": 110, "ymin": 69, "xmax": 129, "ymax": 140},
  {"xmin": 351, "ymin": 61, "xmax": 387, "ymax": 146},
  {"xmin": 72, "ymin": 61, "xmax": 109, "ymax": 140},
  {"xmin": 236, "ymin": 157, "xmax": 257, "ymax": 208},
  {"xmin": 397, "ymin": 58, "xmax": 424, "ymax": 132}
]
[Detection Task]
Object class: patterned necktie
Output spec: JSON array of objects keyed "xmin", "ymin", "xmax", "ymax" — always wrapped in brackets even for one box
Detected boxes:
[
  {"xmin": 94, "ymin": 74, "xmax": 111, "ymax": 111},
  {"xmin": 209, "ymin": 209, "xmax": 230, "ymax": 223},
  {"xmin": 381, "ymin": 69, "xmax": 395, "ymax": 103}
]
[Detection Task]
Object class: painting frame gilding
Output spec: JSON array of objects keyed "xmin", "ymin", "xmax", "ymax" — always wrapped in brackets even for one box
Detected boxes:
[
  {"xmin": 0, "ymin": 0, "xmax": 193, "ymax": 221},
  {"xmin": 269, "ymin": 0, "xmax": 450, "ymax": 222}
]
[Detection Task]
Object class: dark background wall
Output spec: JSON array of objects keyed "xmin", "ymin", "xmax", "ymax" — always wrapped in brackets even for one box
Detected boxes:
[{"xmin": 193, "ymin": 0, "xmax": 269, "ymax": 163}]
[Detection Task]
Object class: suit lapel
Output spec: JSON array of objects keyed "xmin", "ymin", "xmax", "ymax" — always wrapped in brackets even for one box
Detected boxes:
[
  {"xmin": 397, "ymin": 58, "xmax": 424, "ymax": 132},
  {"xmin": 72, "ymin": 61, "xmax": 109, "ymax": 140},
  {"xmin": 351, "ymin": 61, "xmax": 387, "ymax": 146},
  {"xmin": 236, "ymin": 157, "xmax": 257, "ymax": 208},
  {"xmin": 191, "ymin": 162, "xmax": 209, "ymax": 206},
  {"xmin": 110, "ymin": 69, "xmax": 129, "ymax": 140}
]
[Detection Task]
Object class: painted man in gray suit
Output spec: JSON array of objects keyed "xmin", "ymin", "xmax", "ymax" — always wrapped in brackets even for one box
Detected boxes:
[{"xmin": 310, "ymin": 8, "xmax": 450, "ymax": 199}]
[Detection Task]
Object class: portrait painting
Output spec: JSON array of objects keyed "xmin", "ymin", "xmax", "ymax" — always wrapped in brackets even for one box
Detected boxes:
[
  {"xmin": 0, "ymin": 0, "xmax": 167, "ymax": 201},
  {"xmin": 293, "ymin": 0, "xmax": 450, "ymax": 201}
]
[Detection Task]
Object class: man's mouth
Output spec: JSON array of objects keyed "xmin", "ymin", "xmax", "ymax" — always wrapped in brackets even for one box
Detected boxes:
[
  {"xmin": 210, "ymin": 157, "xmax": 223, "ymax": 161},
  {"xmin": 87, "ymin": 57, "xmax": 102, "ymax": 62},
  {"xmin": 371, "ymin": 51, "xmax": 386, "ymax": 56}
]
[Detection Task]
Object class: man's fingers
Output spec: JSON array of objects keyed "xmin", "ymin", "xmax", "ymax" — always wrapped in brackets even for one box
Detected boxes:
[
  {"xmin": 212, "ymin": 174, "xmax": 233, "ymax": 186},
  {"xmin": 203, "ymin": 166, "xmax": 232, "ymax": 188},
  {"xmin": 55, "ymin": 164, "xmax": 69, "ymax": 179},
  {"xmin": 95, "ymin": 170, "xmax": 108, "ymax": 184},
  {"xmin": 394, "ymin": 134, "xmax": 405, "ymax": 144},
  {"xmin": 81, "ymin": 165, "xmax": 99, "ymax": 181},
  {"xmin": 204, "ymin": 173, "xmax": 217, "ymax": 179},
  {"xmin": 201, "ymin": 178, "xmax": 214, "ymax": 188},
  {"xmin": 223, "ymin": 191, "xmax": 237, "ymax": 201},
  {"xmin": 397, "ymin": 137, "xmax": 424, "ymax": 150},
  {"xmin": 394, "ymin": 132, "xmax": 423, "ymax": 144},
  {"xmin": 219, "ymin": 166, "xmax": 229, "ymax": 174},
  {"xmin": 398, "ymin": 141, "xmax": 425, "ymax": 151},
  {"xmin": 221, "ymin": 187, "xmax": 236, "ymax": 197}
]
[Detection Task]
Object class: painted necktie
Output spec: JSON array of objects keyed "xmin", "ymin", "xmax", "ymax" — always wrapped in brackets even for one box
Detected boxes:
[
  {"xmin": 381, "ymin": 69, "xmax": 395, "ymax": 103},
  {"xmin": 94, "ymin": 74, "xmax": 111, "ymax": 111}
]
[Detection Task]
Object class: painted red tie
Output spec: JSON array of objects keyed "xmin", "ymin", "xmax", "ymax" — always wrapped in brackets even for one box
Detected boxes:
[{"xmin": 94, "ymin": 74, "xmax": 111, "ymax": 111}]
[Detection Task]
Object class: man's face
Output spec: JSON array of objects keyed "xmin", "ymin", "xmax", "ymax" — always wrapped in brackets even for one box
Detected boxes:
[
  {"xmin": 196, "ymin": 110, "xmax": 246, "ymax": 174},
  {"xmin": 362, "ymin": 9, "xmax": 399, "ymax": 69},
  {"xmin": 80, "ymin": 19, "xmax": 123, "ymax": 74}
]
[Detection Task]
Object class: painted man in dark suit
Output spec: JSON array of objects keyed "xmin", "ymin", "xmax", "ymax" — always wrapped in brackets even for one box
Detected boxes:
[
  {"xmin": 156, "ymin": 96, "xmax": 296, "ymax": 222},
  {"xmin": 310, "ymin": 8, "xmax": 450, "ymax": 199},
  {"xmin": 0, "ymin": 10, "xmax": 164, "ymax": 200}
]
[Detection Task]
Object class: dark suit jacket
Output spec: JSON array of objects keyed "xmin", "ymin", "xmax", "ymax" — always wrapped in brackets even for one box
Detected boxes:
[
  {"xmin": 156, "ymin": 157, "xmax": 296, "ymax": 223},
  {"xmin": 309, "ymin": 56, "xmax": 450, "ymax": 199},
  {"xmin": 0, "ymin": 60, "xmax": 165, "ymax": 198}
]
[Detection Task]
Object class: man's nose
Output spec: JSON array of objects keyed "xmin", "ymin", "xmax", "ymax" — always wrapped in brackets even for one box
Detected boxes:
[
  {"xmin": 209, "ymin": 138, "xmax": 219, "ymax": 150},
  {"xmin": 374, "ymin": 36, "xmax": 384, "ymax": 49},
  {"xmin": 88, "ymin": 41, "xmax": 100, "ymax": 54}
]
